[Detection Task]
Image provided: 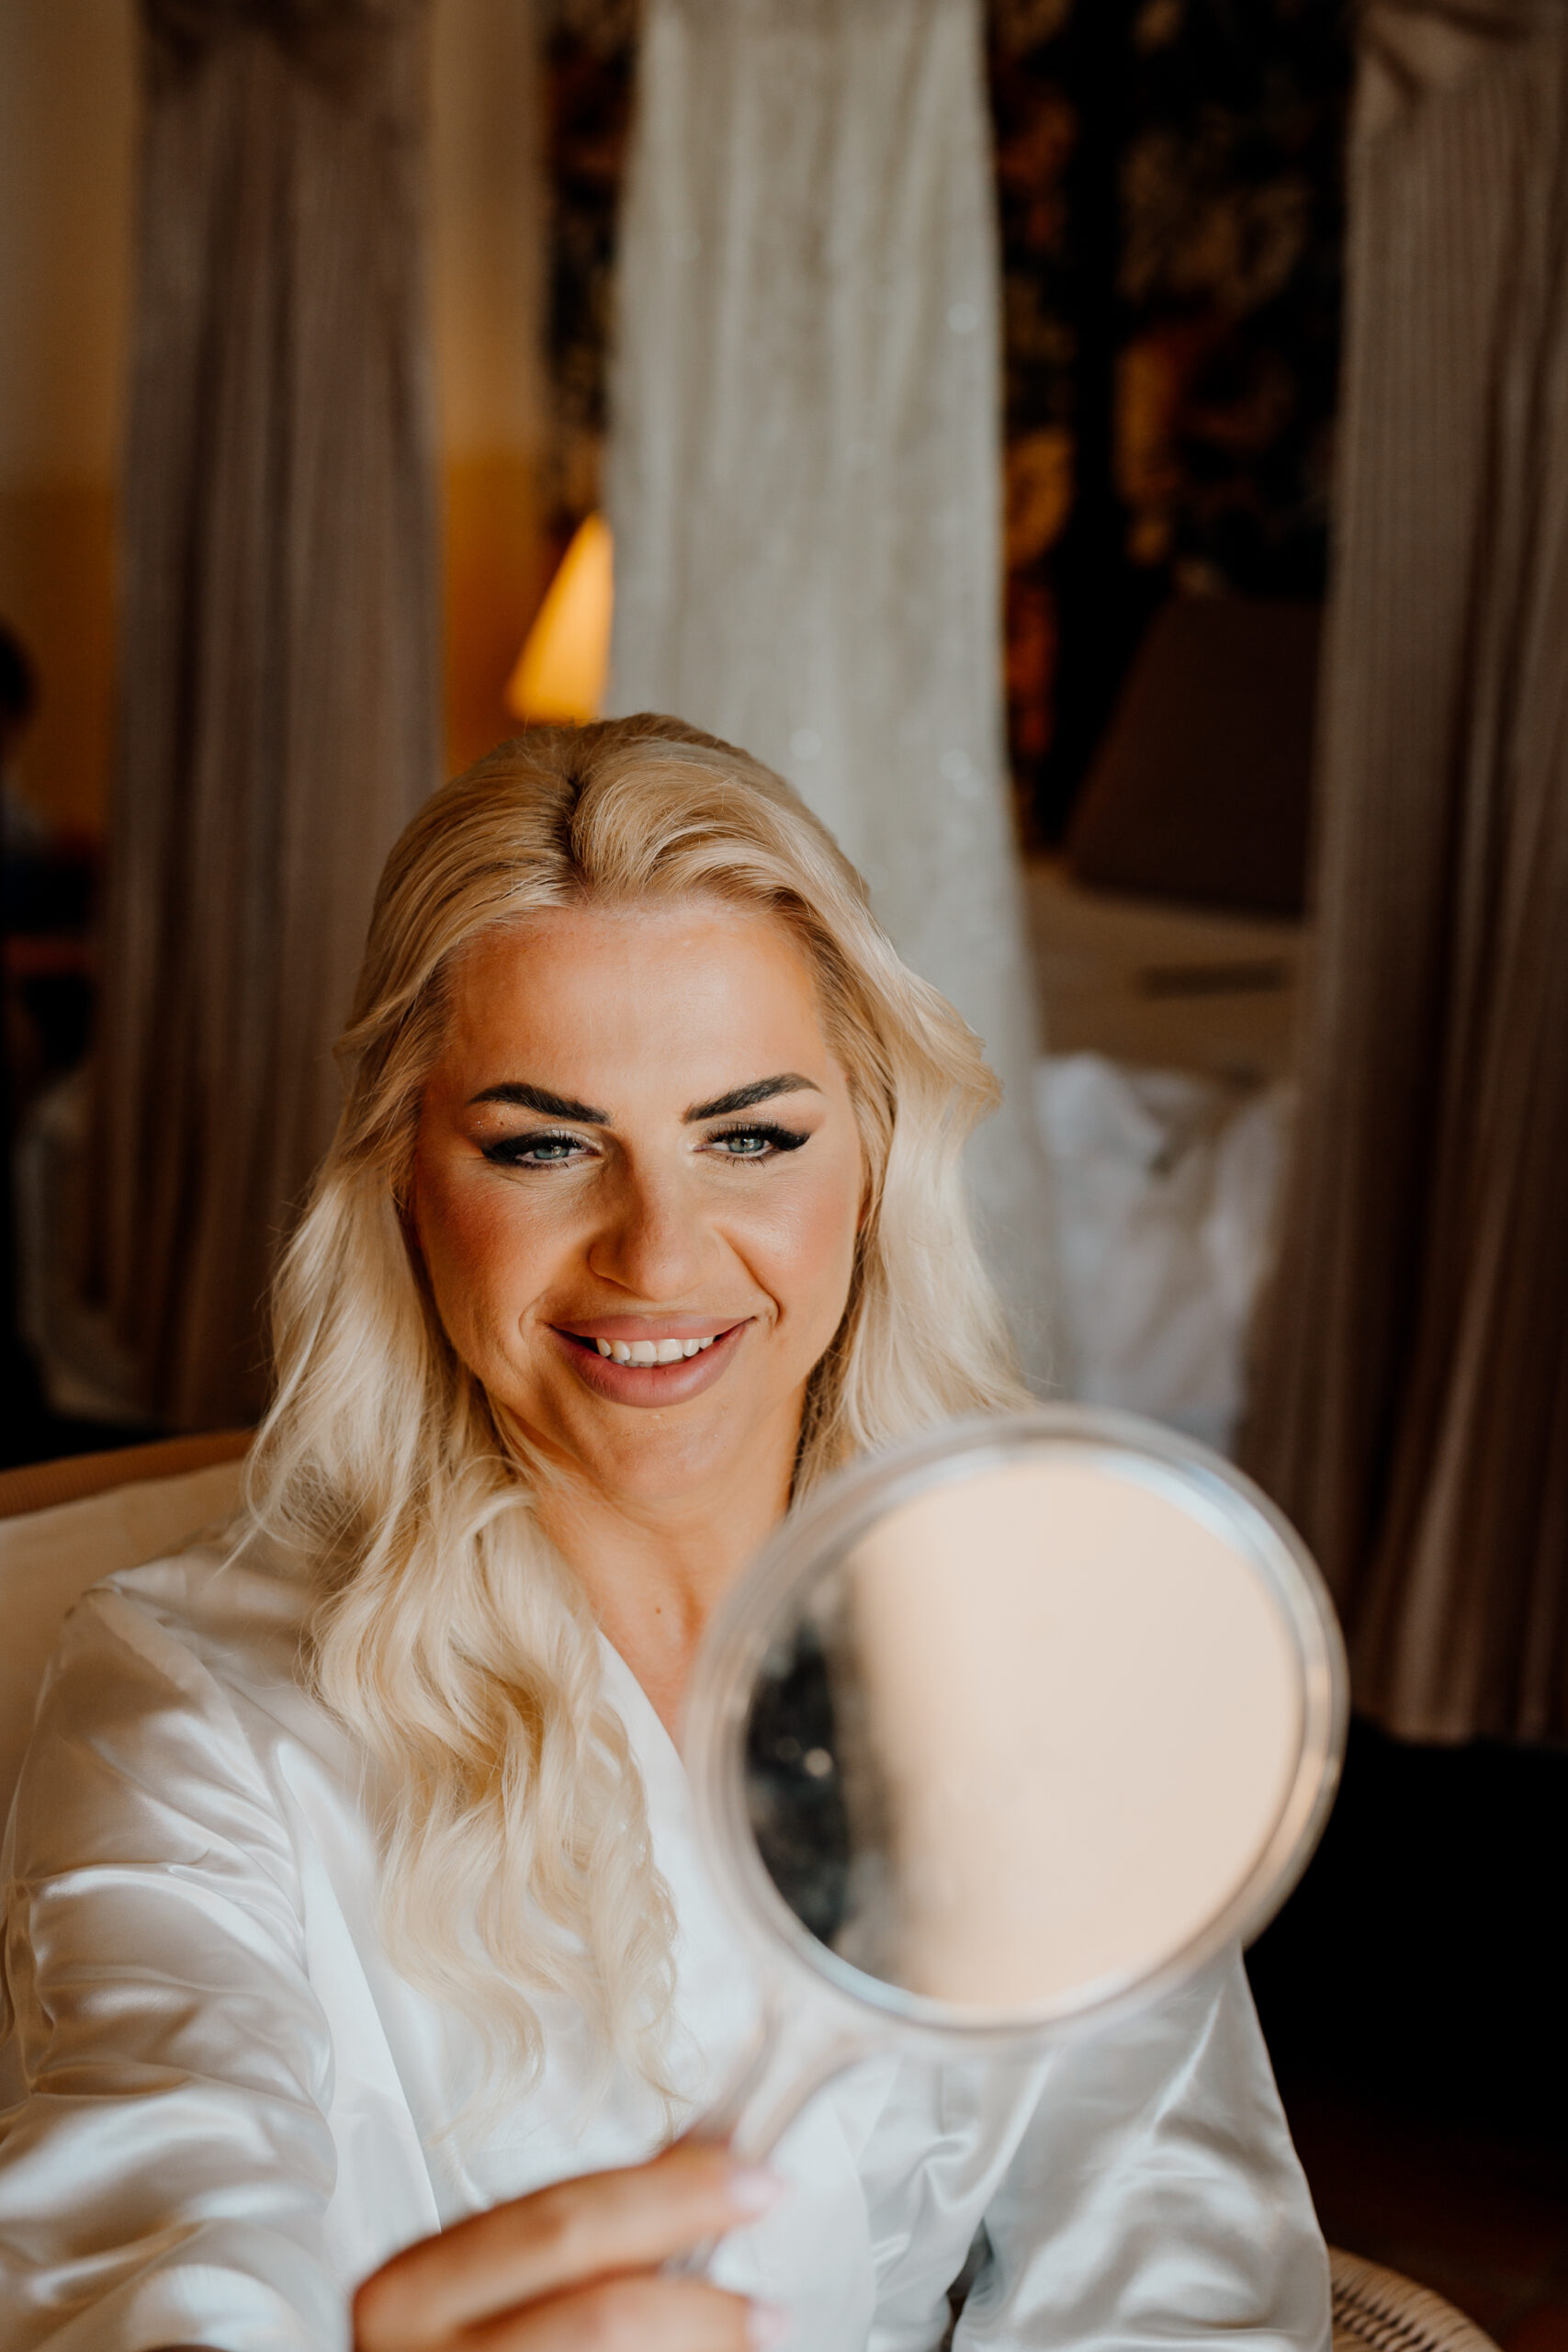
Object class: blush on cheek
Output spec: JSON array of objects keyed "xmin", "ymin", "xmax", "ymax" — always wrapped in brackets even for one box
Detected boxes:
[
  {"xmin": 759, "ymin": 1184, "xmax": 861, "ymax": 1373},
  {"xmin": 411, "ymin": 1167, "xmax": 513, "ymax": 1369}
]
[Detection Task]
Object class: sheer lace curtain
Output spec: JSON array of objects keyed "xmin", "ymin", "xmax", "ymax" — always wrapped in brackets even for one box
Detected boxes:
[
  {"xmin": 96, "ymin": 0, "xmax": 441, "ymax": 1429},
  {"xmin": 606, "ymin": 0, "xmax": 1060, "ymax": 1389},
  {"xmin": 1241, "ymin": 0, "xmax": 1568, "ymax": 1740}
]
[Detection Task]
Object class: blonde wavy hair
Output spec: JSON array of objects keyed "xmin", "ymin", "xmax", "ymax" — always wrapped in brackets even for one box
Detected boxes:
[{"xmin": 244, "ymin": 714, "xmax": 1029, "ymax": 2101}]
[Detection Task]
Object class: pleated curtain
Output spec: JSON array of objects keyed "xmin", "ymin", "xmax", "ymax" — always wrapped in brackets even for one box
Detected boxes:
[
  {"xmin": 97, "ymin": 0, "xmax": 440, "ymax": 1429},
  {"xmin": 605, "ymin": 0, "xmax": 1060, "ymax": 1389},
  {"xmin": 1241, "ymin": 0, "xmax": 1568, "ymax": 1741}
]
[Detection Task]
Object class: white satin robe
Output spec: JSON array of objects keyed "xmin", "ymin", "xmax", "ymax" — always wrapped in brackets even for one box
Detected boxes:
[{"xmin": 0, "ymin": 1541, "xmax": 1330, "ymax": 2352}]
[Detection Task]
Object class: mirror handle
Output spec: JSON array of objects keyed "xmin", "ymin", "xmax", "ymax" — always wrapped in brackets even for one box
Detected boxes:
[{"xmin": 664, "ymin": 1991, "xmax": 868, "ymax": 2277}]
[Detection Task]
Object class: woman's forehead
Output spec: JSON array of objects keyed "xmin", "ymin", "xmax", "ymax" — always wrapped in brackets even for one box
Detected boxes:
[{"xmin": 435, "ymin": 897, "xmax": 841, "ymax": 1101}]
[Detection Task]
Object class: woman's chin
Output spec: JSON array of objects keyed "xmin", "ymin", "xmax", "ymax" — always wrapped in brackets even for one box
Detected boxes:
[
  {"xmin": 561, "ymin": 1421, "xmax": 762, "ymax": 1513},
  {"xmin": 495, "ymin": 1351, "xmax": 799, "ymax": 1513}
]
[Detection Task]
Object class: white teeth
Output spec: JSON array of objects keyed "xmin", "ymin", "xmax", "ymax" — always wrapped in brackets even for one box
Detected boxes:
[{"xmin": 592, "ymin": 1331, "xmax": 724, "ymax": 1364}]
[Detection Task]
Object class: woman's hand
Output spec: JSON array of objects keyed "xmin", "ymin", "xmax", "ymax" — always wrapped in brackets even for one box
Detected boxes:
[{"xmin": 352, "ymin": 2142, "xmax": 786, "ymax": 2351}]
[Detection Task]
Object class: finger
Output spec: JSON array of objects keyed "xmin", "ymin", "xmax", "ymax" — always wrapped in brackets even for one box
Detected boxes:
[
  {"xmin": 472, "ymin": 2276, "xmax": 785, "ymax": 2352},
  {"xmin": 354, "ymin": 2144, "xmax": 783, "ymax": 2350}
]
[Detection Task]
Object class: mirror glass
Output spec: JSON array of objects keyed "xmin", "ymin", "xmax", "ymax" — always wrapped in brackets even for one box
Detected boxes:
[{"xmin": 694, "ymin": 1411, "xmax": 1345, "ymax": 2041}]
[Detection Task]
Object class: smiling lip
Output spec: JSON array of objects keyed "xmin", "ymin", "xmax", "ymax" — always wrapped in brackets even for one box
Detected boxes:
[{"xmin": 549, "ymin": 1317, "xmax": 750, "ymax": 1408}]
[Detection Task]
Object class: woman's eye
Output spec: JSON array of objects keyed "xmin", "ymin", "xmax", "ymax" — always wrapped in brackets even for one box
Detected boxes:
[
  {"xmin": 706, "ymin": 1124, "xmax": 808, "ymax": 1160},
  {"xmin": 482, "ymin": 1132, "xmax": 590, "ymax": 1168}
]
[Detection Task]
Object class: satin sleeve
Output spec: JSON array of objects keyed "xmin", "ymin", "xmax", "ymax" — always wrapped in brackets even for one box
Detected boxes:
[
  {"xmin": 0, "ymin": 1585, "xmax": 344, "ymax": 2352},
  {"xmin": 959, "ymin": 1959, "xmax": 1328, "ymax": 2351},
  {"xmin": 862, "ymin": 1956, "xmax": 1327, "ymax": 2352}
]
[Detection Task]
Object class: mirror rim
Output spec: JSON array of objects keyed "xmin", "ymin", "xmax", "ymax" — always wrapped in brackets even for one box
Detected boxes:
[{"xmin": 682, "ymin": 1404, "xmax": 1348, "ymax": 2053}]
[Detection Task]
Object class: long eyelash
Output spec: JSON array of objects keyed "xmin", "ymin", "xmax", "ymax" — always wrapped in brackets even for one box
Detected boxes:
[
  {"xmin": 481, "ymin": 1129, "xmax": 587, "ymax": 1165},
  {"xmin": 710, "ymin": 1122, "xmax": 809, "ymax": 1152},
  {"xmin": 480, "ymin": 1123, "xmax": 807, "ymax": 1167}
]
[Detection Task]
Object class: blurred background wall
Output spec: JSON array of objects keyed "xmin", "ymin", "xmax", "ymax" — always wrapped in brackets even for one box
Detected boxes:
[
  {"xmin": 0, "ymin": 0, "xmax": 552, "ymax": 839},
  {"xmin": 431, "ymin": 0, "xmax": 553, "ymax": 775},
  {"xmin": 0, "ymin": 1, "xmax": 134, "ymax": 842}
]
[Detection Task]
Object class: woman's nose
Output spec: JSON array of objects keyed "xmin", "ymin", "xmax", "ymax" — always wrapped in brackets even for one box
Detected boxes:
[{"xmin": 586, "ymin": 1164, "xmax": 715, "ymax": 1301}]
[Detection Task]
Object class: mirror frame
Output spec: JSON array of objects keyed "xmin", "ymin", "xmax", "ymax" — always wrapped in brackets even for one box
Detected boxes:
[{"xmin": 682, "ymin": 1405, "xmax": 1348, "ymax": 2055}]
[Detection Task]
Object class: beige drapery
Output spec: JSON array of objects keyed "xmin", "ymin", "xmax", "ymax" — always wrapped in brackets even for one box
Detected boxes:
[
  {"xmin": 1241, "ymin": 0, "xmax": 1568, "ymax": 1741},
  {"xmin": 97, "ymin": 0, "xmax": 440, "ymax": 1429}
]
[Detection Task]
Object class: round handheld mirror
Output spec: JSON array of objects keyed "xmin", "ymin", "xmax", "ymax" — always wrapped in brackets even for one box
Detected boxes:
[{"xmin": 679, "ymin": 1405, "xmax": 1347, "ymax": 2166}]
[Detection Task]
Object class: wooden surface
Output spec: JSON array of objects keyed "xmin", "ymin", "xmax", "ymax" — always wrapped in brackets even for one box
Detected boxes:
[{"xmin": 0, "ymin": 1429, "xmax": 251, "ymax": 1521}]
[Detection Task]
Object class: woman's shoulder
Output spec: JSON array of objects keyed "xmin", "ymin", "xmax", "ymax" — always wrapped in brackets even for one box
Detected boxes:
[
  {"xmin": 10, "ymin": 1530, "xmax": 336, "ymax": 1877},
  {"xmin": 58, "ymin": 1524, "xmax": 315, "ymax": 1711},
  {"xmin": 92, "ymin": 1522, "xmax": 311, "ymax": 1661}
]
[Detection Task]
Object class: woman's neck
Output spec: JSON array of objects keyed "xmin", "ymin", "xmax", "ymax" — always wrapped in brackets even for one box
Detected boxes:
[{"xmin": 526, "ymin": 1440, "xmax": 797, "ymax": 1743}]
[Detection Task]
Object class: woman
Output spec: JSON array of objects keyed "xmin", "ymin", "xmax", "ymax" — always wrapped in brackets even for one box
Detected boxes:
[{"xmin": 0, "ymin": 718, "xmax": 1327, "ymax": 2352}]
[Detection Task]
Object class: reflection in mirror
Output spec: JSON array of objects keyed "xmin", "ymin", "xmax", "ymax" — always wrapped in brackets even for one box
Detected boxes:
[{"xmin": 744, "ymin": 1620, "xmax": 852, "ymax": 1947}]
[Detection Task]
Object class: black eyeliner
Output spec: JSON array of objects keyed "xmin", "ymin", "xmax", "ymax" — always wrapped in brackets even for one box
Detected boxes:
[
  {"xmin": 480, "ymin": 1128, "xmax": 586, "ymax": 1165},
  {"xmin": 480, "ymin": 1120, "xmax": 810, "ymax": 1166},
  {"xmin": 708, "ymin": 1122, "xmax": 810, "ymax": 1152}
]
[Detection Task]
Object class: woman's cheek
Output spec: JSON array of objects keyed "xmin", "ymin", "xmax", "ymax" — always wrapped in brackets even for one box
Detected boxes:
[
  {"xmin": 740, "ymin": 1161, "xmax": 860, "ymax": 1330},
  {"xmin": 416, "ymin": 1165, "xmax": 555, "ymax": 1359}
]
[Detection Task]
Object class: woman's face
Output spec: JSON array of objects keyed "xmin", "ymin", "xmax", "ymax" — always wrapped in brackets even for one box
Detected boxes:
[{"xmin": 411, "ymin": 898, "xmax": 865, "ymax": 1512}]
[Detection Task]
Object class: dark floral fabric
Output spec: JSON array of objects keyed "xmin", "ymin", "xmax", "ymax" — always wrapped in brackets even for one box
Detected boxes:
[
  {"xmin": 540, "ymin": 0, "xmax": 1351, "ymax": 838},
  {"xmin": 539, "ymin": 0, "xmax": 637, "ymax": 524},
  {"xmin": 992, "ymin": 0, "xmax": 1350, "ymax": 835}
]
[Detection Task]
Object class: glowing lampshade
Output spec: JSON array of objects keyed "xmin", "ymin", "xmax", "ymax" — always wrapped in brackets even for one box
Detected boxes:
[{"xmin": 505, "ymin": 512, "xmax": 614, "ymax": 726}]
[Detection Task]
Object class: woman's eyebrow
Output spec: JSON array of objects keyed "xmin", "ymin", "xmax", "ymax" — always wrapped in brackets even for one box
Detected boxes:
[
  {"xmin": 465, "ymin": 1074, "xmax": 821, "ymax": 1124},
  {"xmin": 468, "ymin": 1080, "xmax": 611, "ymax": 1122},
  {"xmin": 684, "ymin": 1073, "xmax": 821, "ymax": 1121}
]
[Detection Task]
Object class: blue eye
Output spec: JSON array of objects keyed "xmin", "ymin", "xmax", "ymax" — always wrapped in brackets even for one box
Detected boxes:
[
  {"xmin": 707, "ymin": 1124, "xmax": 809, "ymax": 1159},
  {"xmin": 482, "ymin": 1131, "xmax": 587, "ymax": 1167}
]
